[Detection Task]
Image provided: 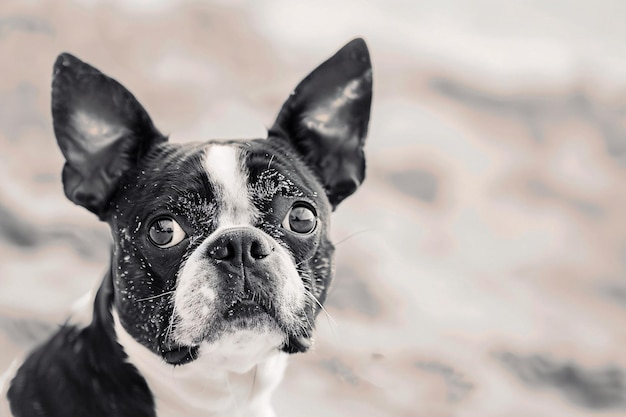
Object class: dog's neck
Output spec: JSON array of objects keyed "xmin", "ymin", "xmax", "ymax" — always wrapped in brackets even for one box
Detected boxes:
[
  {"xmin": 112, "ymin": 310, "xmax": 287, "ymax": 417},
  {"xmin": 71, "ymin": 272, "xmax": 288, "ymax": 417}
]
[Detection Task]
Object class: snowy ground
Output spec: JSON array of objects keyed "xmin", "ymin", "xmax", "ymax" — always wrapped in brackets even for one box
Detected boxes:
[{"xmin": 1, "ymin": 1, "xmax": 626, "ymax": 416}]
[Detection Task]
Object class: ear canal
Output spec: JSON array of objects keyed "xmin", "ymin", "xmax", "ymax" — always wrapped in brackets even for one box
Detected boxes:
[
  {"xmin": 270, "ymin": 38, "xmax": 372, "ymax": 209},
  {"xmin": 51, "ymin": 53, "xmax": 166, "ymax": 218}
]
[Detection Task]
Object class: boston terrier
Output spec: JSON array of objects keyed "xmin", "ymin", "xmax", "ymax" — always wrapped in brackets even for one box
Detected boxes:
[{"xmin": 0, "ymin": 38, "xmax": 371, "ymax": 416}]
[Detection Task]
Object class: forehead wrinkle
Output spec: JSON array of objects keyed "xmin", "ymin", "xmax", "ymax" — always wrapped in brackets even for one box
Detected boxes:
[{"xmin": 202, "ymin": 144, "xmax": 256, "ymax": 226}]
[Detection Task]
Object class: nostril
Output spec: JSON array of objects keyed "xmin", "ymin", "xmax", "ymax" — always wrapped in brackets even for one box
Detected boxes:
[
  {"xmin": 250, "ymin": 240, "xmax": 272, "ymax": 260},
  {"xmin": 207, "ymin": 228, "xmax": 275, "ymax": 265},
  {"xmin": 210, "ymin": 242, "xmax": 232, "ymax": 260}
]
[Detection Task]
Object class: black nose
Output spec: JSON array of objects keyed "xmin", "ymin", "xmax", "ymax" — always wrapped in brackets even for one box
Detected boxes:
[{"xmin": 207, "ymin": 228, "xmax": 274, "ymax": 267}]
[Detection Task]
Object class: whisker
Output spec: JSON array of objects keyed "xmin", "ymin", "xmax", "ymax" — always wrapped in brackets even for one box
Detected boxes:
[
  {"xmin": 334, "ymin": 228, "xmax": 377, "ymax": 247},
  {"xmin": 300, "ymin": 302, "xmax": 313, "ymax": 330},
  {"xmin": 165, "ymin": 317, "xmax": 173, "ymax": 342},
  {"xmin": 295, "ymin": 253, "xmax": 318, "ymax": 267},
  {"xmin": 136, "ymin": 291, "xmax": 176, "ymax": 302},
  {"xmin": 165, "ymin": 310, "xmax": 177, "ymax": 348},
  {"xmin": 304, "ymin": 289, "xmax": 337, "ymax": 338}
]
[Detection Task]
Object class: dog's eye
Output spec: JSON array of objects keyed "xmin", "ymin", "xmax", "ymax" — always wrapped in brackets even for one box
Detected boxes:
[
  {"xmin": 147, "ymin": 217, "xmax": 186, "ymax": 248},
  {"xmin": 282, "ymin": 203, "xmax": 317, "ymax": 234}
]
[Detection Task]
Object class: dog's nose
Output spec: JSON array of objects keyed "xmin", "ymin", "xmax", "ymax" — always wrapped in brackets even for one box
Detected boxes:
[{"xmin": 207, "ymin": 228, "xmax": 274, "ymax": 266}]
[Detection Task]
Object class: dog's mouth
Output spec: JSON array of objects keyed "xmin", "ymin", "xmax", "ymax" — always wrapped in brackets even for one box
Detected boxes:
[
  {"xmin": 162, "ymin": 344, "xmax": 199, "ymax": 365},
  {"xmin": 162, "ymin": 290, "xmax": 277, "ymax": 365},
  {"xmin": 224, "ymin": 299, "xmax": 266, "ymax": 320},
  {"xmin": 161, "ymin": 285, "xmax": 315, "ymax": 365},
  {"xmin": 223, "ymin": 289, "xmax": 272, "ymax": 321}
]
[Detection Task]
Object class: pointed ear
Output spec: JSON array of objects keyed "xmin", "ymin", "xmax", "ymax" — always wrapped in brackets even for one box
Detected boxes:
[
  {"xmin": 51, "ymin": 53, "xmax": 166, "ymax": 218},
  {"xmin": 270, "ymin": 38, "xmax": 372, "ymax": 209}
]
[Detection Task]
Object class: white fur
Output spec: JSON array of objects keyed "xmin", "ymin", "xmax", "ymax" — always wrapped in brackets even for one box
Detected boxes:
[
  {"xmin": 171, "ymin": 225, "xmax": 306, "ymax": 347},
  {"xmin": 113, "ymin": 310, "xmax": 287, "ymax": 417},
  {"xmin": 0, "ymin": 358, "xmax": 20, "ymax": 417},
  {"xmin": 125, "ymin": 143, "xmax": 306, "ymax": 415},
  {"xmin": 203, "ymin": 145, "xmax": 257, "ymax": 227},
  {"xmin": 171, "ymin": 240, "xmax": 223, "ymax": 346},
  {"xmin": 170, "ymin": 143, "xmax": 306, "ymax": 347}
]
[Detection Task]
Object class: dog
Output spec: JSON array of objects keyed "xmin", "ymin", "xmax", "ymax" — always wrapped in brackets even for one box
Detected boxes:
[{"xmin": 0, "ymin": 38, "xmax": 371, "ymax": 416}]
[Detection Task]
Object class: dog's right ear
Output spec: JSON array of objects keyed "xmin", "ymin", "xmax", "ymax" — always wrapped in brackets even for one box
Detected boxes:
[
  {"xmin": 51, "ymin": 53, "xmax": 166, "ymax": 219},
  {"xmin": 270, "ymin": 38, "xmax": 372, "ymax": 210}
]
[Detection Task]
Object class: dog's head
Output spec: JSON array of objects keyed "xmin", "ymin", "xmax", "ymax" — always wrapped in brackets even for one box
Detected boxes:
[{"xmin": 51, "ymin": 39, "xmax": 372, "ymax": 366}]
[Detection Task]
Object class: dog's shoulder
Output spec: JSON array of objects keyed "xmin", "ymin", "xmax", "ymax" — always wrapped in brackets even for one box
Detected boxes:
[
  {"xmin": 5, "ymin": 281, "xmax": 156, "ymax": 417},
  {"xmin": 7, "ymin": 322, "xmax": 153, "ymax": 417}
]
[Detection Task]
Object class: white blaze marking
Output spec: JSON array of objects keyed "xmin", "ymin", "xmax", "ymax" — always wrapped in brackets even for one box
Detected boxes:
[{"xmin": 203, "ymin": 145, "xmax": 255, "ymax": 227}]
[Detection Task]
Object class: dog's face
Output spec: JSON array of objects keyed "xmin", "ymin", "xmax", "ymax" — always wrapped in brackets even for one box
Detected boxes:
[
  {"xmin": 107, "ymin": 140, "xmax": 337, "ymax": 365},
  {"xmin": 51, "ymin": 40, "xmax": 371, "ymax": 366}
]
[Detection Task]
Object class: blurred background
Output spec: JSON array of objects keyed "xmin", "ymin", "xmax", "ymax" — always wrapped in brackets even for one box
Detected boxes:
[{"xmin": 1, "ymin": 0, "xmax": 626, "ymax": 416}]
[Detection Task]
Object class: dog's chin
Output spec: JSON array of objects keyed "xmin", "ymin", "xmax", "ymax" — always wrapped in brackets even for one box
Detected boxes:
[
  {"xmin": 162, "ymin": 306, "xmax": 312, "ymax": 366},
  {"xmin": 220, "ymin": 306, "xmax": 314, "ymax": 355},
  {"xmin": 161, "ymin": 312, "xmax": 312, "ymax": 366},
  {"xmin": 161, "ymin": 336, "xmax": 311, "ymax": 366}
]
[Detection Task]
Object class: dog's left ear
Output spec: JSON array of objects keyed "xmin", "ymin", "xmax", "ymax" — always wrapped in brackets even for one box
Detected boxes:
[
  {"xmin": 271, "ymin": 38, "xmax": 372, "ymax": 209},
  {"xmin": 51, "ymin": 53, "xmax": 166, "ymax": 219}
]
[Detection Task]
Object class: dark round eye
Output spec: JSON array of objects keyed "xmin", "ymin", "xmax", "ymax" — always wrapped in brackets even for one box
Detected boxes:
[
  {"xmin": 282, "ymin": 204, "xmax": 317, "ymax": 234},
  {"xmin": 147, "ymin": 217, "xmax": 186, "ymax": 248}
]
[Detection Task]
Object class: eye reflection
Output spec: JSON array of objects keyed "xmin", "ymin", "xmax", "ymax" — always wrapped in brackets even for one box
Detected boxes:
[
  {"xmin": 283, "ymin": 204, "xmax": 317, "ymax": 234},
  {"xmin": 147, "ymin": 217, "xmax": 186, "ymax": 248}
]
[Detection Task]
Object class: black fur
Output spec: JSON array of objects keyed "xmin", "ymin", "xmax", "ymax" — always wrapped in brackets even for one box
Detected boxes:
[
  {"xmin": 8, "ymin": 272, "xmax": 155, "ymax": 417},
  {"xmin": 271, "ymin": 38, "xmax": 372, "ymax": 208},
  {"xmin": 104, "ymin": 138, "xmax": 334, "ymax": 358},
  {"xmin": 6, "ymin": 38, "xmax": 372, "ymax": 415},
  {"xmin": 51, "ymin": 53, "xmax": 165, "ymax": 218}
]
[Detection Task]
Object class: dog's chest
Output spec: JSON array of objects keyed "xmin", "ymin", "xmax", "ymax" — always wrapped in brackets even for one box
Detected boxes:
[
  {"xmin": 137, "ymin": 354, "xmax": 286, "ymax": 417},
  {"xmin": 114, "ymin": 312, "xmax": 288, "ymax": 417}
]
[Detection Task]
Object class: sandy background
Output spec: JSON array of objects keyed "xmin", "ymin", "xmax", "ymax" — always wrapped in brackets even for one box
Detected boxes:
[{"xmin": 1, "ymin": 0, "xmax": 626, "ymax": 416}]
